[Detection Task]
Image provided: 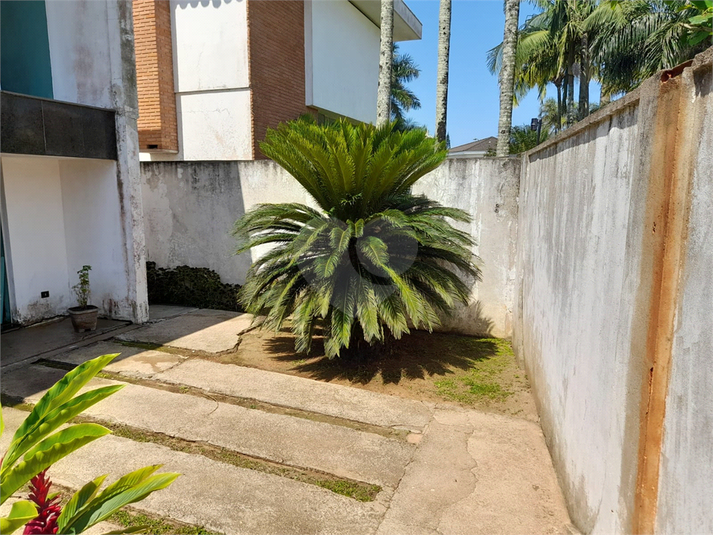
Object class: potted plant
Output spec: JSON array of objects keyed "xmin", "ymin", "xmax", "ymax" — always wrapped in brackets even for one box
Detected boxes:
[{"xmin": 68, "ymin": 265, "xmax": 98, "ymax": 332}]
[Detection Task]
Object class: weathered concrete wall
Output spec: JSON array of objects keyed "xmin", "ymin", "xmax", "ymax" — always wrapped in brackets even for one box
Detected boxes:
[
  {"xmin": 514, "ymin": 48, "xmax": 713, "ymax": 534},
  {"xmin": 414, "ymin": 158, "xmax": 519, "ymax": 338},
  {"xmin": 655, "ymin": 53, "xmax": 713, "ymax": 535},
  {"xmin": 140, "ymin": 157, "xmax": 520, "ymax": 338}
]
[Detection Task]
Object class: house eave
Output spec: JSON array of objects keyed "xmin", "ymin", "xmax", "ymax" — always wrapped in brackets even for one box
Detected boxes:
[{"xmin": 349, "ymin": 0, "xmax": 422, "ymax": 41}]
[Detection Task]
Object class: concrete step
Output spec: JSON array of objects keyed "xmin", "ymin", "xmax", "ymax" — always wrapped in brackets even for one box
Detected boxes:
[
  {"xmin": 115, "ymin": 310, "xmax": 256, "ymax": 353},
  {"xmin": 0, "ymin": 408, "xmax": 382, "ymax": 535},
  {"xmin": 156, "ymin": 359, "xmax": 434, "ymax": 433},
  {"xmin": 1, "ymin": 365, "xmax": 414, "ymax": 488},
  {"xmin": 52, "ymin": 340, "xmax": 187, "ymax": 379}
]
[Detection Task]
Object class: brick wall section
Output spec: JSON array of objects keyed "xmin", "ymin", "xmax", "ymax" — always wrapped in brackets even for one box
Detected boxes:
[
  {"xmin": 246, "ymin": 0, "xmax": 315, "ymax": 159},
  {"xmin": 134, "ymin": 0, "xmax": 178, "ymax": 152}
]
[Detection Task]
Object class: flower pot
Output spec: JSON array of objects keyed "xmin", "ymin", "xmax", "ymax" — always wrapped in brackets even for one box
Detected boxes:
[{"xmin": 68, "ymin": 306, "xmax": 99, "ymax": 333}]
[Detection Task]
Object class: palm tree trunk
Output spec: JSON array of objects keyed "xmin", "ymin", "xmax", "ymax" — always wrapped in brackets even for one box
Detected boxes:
[
  {"xmin": 578, "ymin": 34, "xmax": 590, "ymax": 120},
  {"xmin": 566, "ymin": 50, "xmax": 576, "ymax": 126},
  {"xmin": 435, "ymin": 0, "xmax": 452, "ymax": 143},
  {"xmin": 376, "ymin": 0, "xmax": 395, "ymax": 127},
  {"xmin": 496, "ymin": 0, "xmax": 520, "ymax": 157},
  {"xmin": 555, "ymin": 81, "xmax": 562, "ymax": 132},
  {"xmin": 600, "ymin": 90, "xmax": 611, "ymax": 106}
]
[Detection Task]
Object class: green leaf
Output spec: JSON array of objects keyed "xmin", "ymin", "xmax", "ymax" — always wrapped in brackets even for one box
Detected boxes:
[
  {"xmin": 690, "ymin": 1, "xmax": 713, "ymax": 11},
  {"xmin": 0, "ymin": 500, "xmax": 38, "ymax": 535},
  {"xmin": 358, "ymin": 236, "xmax": 389, "ymax": 268},
  {"xmin": 100, "ymin": 527, "xmax": 150, "ymax": 534},
  {"xmin": 3, "ymin": 385, "xmax": 123, "ymax": 471},
  {"xmin": 1, "ymin": 424, "xmax": 110, "ymax": 501},
  {"xmin": 57, "ymin": 474, "xmax": 108, "ymax": 531},
  {"xmin": 689, "ymin": 13, "xmax": 713, "ymax": 24},
  {"xmin": 63, "ymin": 470, "xmax": 180, "ymax": 534},
  {"xmin": 9, "ymin": 354, "xmax": 118, "ymax": 455},
  {"xmin": 687, "ymin": 28, "xmax": 712, "ymax": 44}
]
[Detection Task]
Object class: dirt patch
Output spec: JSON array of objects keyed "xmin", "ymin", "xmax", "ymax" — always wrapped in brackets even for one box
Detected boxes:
[{"xmin": 207, "ymin": 328, "xmax": 538, "ymax": 421}]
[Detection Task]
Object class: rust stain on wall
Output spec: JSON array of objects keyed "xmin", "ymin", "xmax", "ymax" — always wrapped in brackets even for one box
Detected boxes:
[{"xmin": 632, "ymin": 68, "xmax": 694, "ymax": 534}]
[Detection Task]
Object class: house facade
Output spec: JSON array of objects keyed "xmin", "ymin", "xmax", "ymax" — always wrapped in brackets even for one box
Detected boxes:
[
  {"xmin": 0, "ymin": 0, "xmax": 148, "ymax": 326},
  {"xmin": 135, "ymin": 0, "xmax": 422, "ymax": 161}
]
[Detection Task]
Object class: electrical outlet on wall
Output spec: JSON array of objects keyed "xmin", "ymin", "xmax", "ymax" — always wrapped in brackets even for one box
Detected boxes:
[{"xmin": 41, "ymin": 291, "xmax": 50, "ymax": 298}]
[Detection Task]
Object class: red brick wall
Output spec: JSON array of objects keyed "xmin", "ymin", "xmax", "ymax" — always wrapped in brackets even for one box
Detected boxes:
[
  {"xmin": 246, "ymin": 0, "xmax": 315, "ymax": 159},
  {"xmin": 134, "ymin": 0, "xmax": 178, "ymax": 152}
]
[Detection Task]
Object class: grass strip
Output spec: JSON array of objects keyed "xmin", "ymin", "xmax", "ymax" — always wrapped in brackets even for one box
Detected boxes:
[{"xmin": 107, "ymin": 509, "xmax": 222, "ymax": 535}]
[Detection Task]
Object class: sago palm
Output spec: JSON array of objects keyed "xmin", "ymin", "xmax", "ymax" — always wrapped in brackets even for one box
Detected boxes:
[{"xmin": 233, "ymin": 118, "xmax": 480, "ymax": 359}]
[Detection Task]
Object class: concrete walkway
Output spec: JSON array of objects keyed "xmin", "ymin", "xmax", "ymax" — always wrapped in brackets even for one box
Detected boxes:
[{"xmin": 0, "ymin": 307, "xmax": 573, "ymax": 534}]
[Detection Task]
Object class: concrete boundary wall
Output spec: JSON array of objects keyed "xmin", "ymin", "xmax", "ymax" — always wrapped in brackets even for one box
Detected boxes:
[
  {"xmin": 140, "ymin": 157, "xmax": 520, "ymax": 338},
  {"xmin": 513, "ymin": 48, "xmax": 713, "ymax": 534}
]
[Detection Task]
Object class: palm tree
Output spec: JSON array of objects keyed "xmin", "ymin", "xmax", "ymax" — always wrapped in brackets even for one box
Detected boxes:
[
  {"xmin": 508, "ymin": 124, "xmax": 550, "ymax": 153},
  {"xmin": 496, "ymin": 0, "xmax": 521, "ymax": 156},
  {"xmin": 391, "ymin": 44, "xmax": 421, "ymax": 122},
  {"xmin": 233, "ymin": 118, "xmax": 479, "ymax": 359},
  {"xmin": 489, "ymin": 0, "xmax": 709, "ymax": 129},
  {"xmin": 490, "ymin": 0, "xmax": 601, "ymax": 127},
  {"xmin": 377, "ymin": 0, "xmax": 395, "ymax": 126},
  {"xmin": 435, "ymin": 0, "xmax": 452, "ymax": 143},
  {"xmin": 538, "ymin": 97, "xmax": 564, "ymax": 132},
  {"xmin": 587, "ymin": 0, "xmax": 710, "ymax": 95}
]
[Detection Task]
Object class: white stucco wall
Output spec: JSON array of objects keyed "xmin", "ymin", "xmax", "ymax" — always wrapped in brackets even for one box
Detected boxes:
[
  {"xmin": 175, "ymin": 91, "xmax": 252, "ymax": 161},
  {"xmin": 59, "ymin": 159, "xmax": 133, "ymax": 319},
  {"xmin": 1, "ymin": 157, "xmax": 71, "ymax": 323},
  {"xmin": 306, "ymin": 0, "xmax": 379, "ymax": 123},
  {"xmin": 514, "ymin": 101, "xmax": 646, "ymax": 534},
  {"xmin": 0, "ymin": 155, "xmax": 139, "ymax": 324},
  {"xmin": 45, "ymin": 0, "xmax": 114, "ymax": 108},
  {"xmin": 143, "ymin": 0, "xmax": 252, "ymax": 161},
  {"xmin": 140, "ymin": 157, "xmax": 518, "ymax": 338},
  {"xmin": 413, "ymin": 158, "xmax": 519, "ymax": 338},
  {"xmin": 171, "ymin": 0, "xmax": 249, "ymax": 93}
]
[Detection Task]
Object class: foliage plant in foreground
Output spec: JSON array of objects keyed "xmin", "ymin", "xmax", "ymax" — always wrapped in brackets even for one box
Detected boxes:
[
  {"xmin": 233, "ymin": 117, "xmax": 480, "ymax": 358},
  {"xmin": 0, "ymin": 354, "xmax": 179, "ymax": 534}
]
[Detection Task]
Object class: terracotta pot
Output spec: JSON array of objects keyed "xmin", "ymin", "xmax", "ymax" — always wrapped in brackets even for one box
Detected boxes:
[{"xmin": 68, "ymin": 306, "xmax": 99, "ymax": 333}]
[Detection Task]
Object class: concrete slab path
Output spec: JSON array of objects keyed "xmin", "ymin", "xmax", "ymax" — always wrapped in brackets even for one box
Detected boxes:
[
  {"xmin": 158, "ymin": 359, "xmax": 433, "ymax": 432},
  {"xmin": 54, "ymin": 341, "xmax": 186, "ymax": 378},
  {"xmin": 0, "ymin": 408, "xmax": 383, "ymax": 535},
  {"xmin": 2, "ymin": 365, "xmax": 414, "ymax": 488},
  {"xmin": 376, "ymin": 408, "xmax": 572, "ymax": 535},
  {"xmin": 0, "ymin": 317, "xmax": 129, "ymax": 367},
  {"xmin": 116, "ymin": 310, "xmax": 255, "ymax": 352},
  {"xmin": 1, "ymin": 312, "xmax": 574, "ymax": 534}
]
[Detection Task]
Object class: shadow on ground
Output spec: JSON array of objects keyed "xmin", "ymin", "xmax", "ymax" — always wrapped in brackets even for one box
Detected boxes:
[{"xmin": 263, "ymin": 330, "xmax": 498, "ymax": 385}]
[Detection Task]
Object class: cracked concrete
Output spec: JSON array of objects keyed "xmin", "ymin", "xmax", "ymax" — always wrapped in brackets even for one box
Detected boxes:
[
  {"xmin": 116, "ymin": 309, "xmax": 256, "ymax": 352},
  {"xmin": 377, "ymin": 408, "xmax": 572, "ymax": 535}
]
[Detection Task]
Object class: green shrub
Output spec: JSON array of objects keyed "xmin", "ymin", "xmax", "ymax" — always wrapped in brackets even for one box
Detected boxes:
[
  {"xmin": 233, "ymin": 117, "xmax": 480, "ymax": 359},
  {"xmin": 146, "ymin": 262, "xmax": 242, "ymax": 312}
]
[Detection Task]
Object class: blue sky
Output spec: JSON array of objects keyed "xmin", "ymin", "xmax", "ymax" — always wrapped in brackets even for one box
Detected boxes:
[{"xmin": 398, "ymin": 0, "xmax": 594, "ymax": 147}]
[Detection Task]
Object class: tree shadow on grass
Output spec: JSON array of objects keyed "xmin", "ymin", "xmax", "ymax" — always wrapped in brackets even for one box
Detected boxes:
[{"xmin": 263, "ymin": 330, "xmax": 499, "ymax": 385}]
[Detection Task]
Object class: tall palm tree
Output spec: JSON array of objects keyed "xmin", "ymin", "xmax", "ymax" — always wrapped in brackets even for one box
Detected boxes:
[
  {"xmin": 377, "ymin": 0, "xmax": 395, "ymax": 126},
  {"xmin": 435, "ymin": 0, "xmax": 452, "ymax": 143},
  {"xmin": 391, "ymin": 44, "xmax": 421, "ymax": 122},
  {"xmin": 234, "ymin": 118, "xmax": 479, "ymax": 359},
  {"xmin": 496, "ymin": 0, "xmax": 521, "ymax": 157}
]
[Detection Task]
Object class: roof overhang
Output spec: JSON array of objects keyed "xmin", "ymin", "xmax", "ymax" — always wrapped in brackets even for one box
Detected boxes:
[{"xmin": 349, "ymin": 0, "xmax": 422, "ymax": 41}]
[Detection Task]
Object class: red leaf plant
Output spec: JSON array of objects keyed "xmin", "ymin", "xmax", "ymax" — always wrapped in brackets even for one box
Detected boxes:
[{"xmin": 23, "ymin": 470, "xmax": 61, "ymax": 535}]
